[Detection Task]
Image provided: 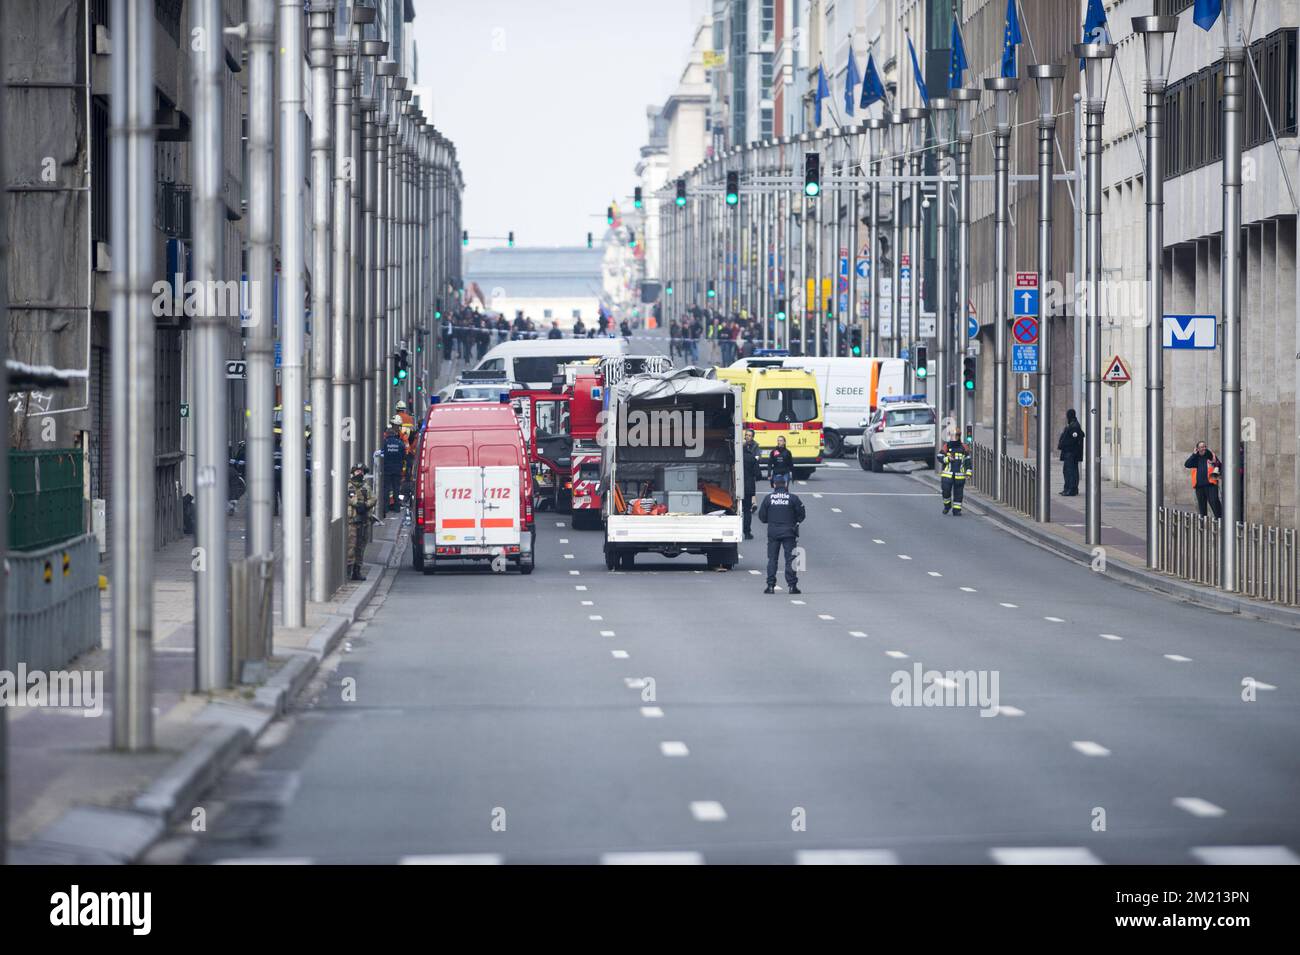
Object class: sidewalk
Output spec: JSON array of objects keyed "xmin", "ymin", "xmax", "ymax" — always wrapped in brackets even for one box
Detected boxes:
[
  {"xmin": 919, "ymin": 427, "xmax": 1300, "ymax": 629},
  {"xmin": 6, "ymin": 503, "xmax": 401, "ymax": 863},
  {"xmin": 971, "ymin": 424, "xmax": 1148, "ymax": 562}
]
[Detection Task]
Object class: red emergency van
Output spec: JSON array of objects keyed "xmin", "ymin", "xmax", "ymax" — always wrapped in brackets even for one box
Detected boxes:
[{"xmin": 411, "ymin": 399, "xmax": 535, "ymax": 575}]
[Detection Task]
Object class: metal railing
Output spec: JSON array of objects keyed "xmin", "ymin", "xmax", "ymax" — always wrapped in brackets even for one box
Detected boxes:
[
  {"xmin": 4, "ymin": 534, "xmax": 102, "ymax": 672},
  {"xmin": 1156, "ymin": 506, "xmax": 1299, "ymax": 607},
  {"xmin": 969, "ymin": 442, "xmax": 1036, "ymax": 519}
]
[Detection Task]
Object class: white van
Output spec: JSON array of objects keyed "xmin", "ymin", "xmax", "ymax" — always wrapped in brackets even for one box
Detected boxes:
[
  {"xmin": 474, "ymin": 337, "xmax": 628, "ymax": 389},
  {"xmin": 728, "ymin": 355, "xmax": 908, "ymax": 457}
]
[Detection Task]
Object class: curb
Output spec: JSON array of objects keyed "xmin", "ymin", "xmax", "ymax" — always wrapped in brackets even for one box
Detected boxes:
[
  {"xmin": 10, "ymin": 551, "xmax": 394, "ymax": 865},
  {"xmin": 910, "ymin": 471, "xmax": 1300, "ymax": 629}
]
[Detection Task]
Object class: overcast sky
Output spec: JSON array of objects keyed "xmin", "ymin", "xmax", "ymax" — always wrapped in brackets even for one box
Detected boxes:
[{"xmin": 411, "ymin": 0, "xmax": 707, "ymax": 250}]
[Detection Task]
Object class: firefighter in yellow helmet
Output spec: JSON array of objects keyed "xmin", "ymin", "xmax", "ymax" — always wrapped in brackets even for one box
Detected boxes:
[{"xmin": 939, "ymin": 432, "xmax": 973, "ymax": 515}]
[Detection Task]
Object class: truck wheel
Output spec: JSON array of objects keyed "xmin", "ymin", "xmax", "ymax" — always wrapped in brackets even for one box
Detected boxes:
[
  {"xmin": 557, "ymin": 489, "xmax": 572, "ymax": 514},
  {"xmin": 870, "ymin": 451, "xmax": 884, "ymax": 474},
  {"xmin": 604, "ymin": 544, "xmax": 618, "ymax": 571},
  {"xmin": 721, "ymin": 544, "xmax": 738, "ymax": 569},
  {"xmin": 411, "ymin": 539, "xmax": 424, "ymax": 571},
  {"xmin": 519, "ymin": 556, "xmax": 534, "ymax": 575},
  {"xmin": 619, "ymin": 550, "xmax": 635, "ymax": 569},
  {"xmin": 823, "ymin": 429, "xmax": 843, "ymax": 458},
  {"xmin": 421, "ymin": 558, "xmax": 436, "ymax": 576},
  {"xmin": 794, "ymin": 467, "xmax": 814, "ymax": 480}
]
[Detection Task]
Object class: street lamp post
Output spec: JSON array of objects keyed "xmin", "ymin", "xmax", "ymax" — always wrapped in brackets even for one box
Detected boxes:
[
  {"xmin": 798, "ymin": 132, "xmax": 812, "ymax": 355},
  {"xmin": 1133, "ymin": 15, "xmax": 1178, "ymax": 568},
  {"xmin": 889, "ymin": 111, "xmax": 906, "ymax": 361},
  {"xmin": 848, "ymin": 125, "xmax": 862, "ymax": 357},
  {"xmin": 814, "ymin": 129, "xmax": 829, "ymax": 356},
  {"xmin": 951, "ymin": 88, "xmax": 980, "ymax": 441},
  {"xmin": 1076, "ymin": 42, "xmax": 1116, "ymax": 546},
  {"xmin": 865, "ymin": 118, "xmax": 885, "ymax": 357},
  {"xmin": 1030, "ymin": 64, "xmax": 1065, "ymax": 523},
  {"xmin": 1219, "ymin": 1, "xmax": 1246, "ymax": 591},
  {"xmin": 929, "ymin": 98, "xmax": 955, "ymax": 440},
  {"xmin": 904, "ymin": 107, "xmax": 928, "ymax": 374},
  {"xmin": 984, "ymin": 76, "xmax": 1018, "ymax": 502}
]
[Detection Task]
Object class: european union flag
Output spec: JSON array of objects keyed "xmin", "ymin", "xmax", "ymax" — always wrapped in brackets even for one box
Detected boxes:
[
  {"xmin": 949, "ymin": 19, "xmax": 969, "ymax": 90},
  {"xmin": 1001, "ymin": 0, "xmax": 1021, "ymax": 79},
  {"xmin": 845, "ymin": 51, "xmax": 860, "ymax": 117},
  {"xmin": 907, "ymin": 34, "xmax": 929, "ymax": 106},
  {"xmin": 860, "ymin": 53, "xmax": 886, "ymax": 110},
  {"xmin": 814, "ymin": 64, "xmax": 830, "ymax": 127},
  {"xmin": 1082, "ymin": 0, "xmax": 1109, "ymax": 43},
  {"xmin": 1193, "ymin": 0, "xmax": 1222, "ymax": 30}
]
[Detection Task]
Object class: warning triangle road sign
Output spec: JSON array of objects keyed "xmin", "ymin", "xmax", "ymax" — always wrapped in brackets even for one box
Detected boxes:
[{"xmin": 1102, "ymin": 355, "xmax": 1131, "ymax": 384}]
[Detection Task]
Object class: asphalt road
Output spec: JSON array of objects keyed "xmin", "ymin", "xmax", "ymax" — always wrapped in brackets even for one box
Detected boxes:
[{"xmin": 183, "ymin": 454, "xmax": 1300, "ymax": 864}]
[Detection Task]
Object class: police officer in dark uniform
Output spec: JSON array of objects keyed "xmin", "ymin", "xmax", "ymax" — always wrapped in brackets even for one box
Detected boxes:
[
  {"xmin": 741, "ymin": 428, "xmax": 760, "ymax": 540},
  {"xmin": 758, "ymin": 471, "xmax": 806, "ymax": 594},
  {"xmin": 381, "ymin": 418, "xmax": 407, "ymax": 513},
  {"xmin": 1057, "ymin": 409, "xmax": 1085, "ymax": 496}
]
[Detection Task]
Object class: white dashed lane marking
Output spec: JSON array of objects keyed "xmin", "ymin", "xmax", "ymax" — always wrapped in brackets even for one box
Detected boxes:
[
  {"xmin": 999, "ymin": 602, "xmax": 1018, "ymax": 609},
  {"xmin": 1099, "ymin": 633, "xmax": 1121, "ymax": 641},
  {"xmin": 898, "ymin": 554, "xmax": 912, "ymax": 561},
  {"xmin": 850, "ymin": 522, "xmax": 862, "ymax": 528},
  {"xmin": 790, "ymin": 599, "xmax": 806, "ymax": 605},
  {"xmin": 960, "ymin": 587, "xmax": 977, "ymax": 593},
  {"xmin": 569, "ymin": 570, "xmax": 581, "ymax": 576},
  {"xmin": 831, "ymin": 507, "xmax": 842, "ymax": 513},
  {"xmin": 885, "ymin": 650, "xmax": 909, "ymax": 659},
  {"xmin": 993, "ymin": 705, "xmax": 1024, "ymax": 717},
  {"xmin": 559, "ymin": 538, "xmax": 569, "ymax": 544},
  {"xmin": 400, "ymin": 854, "xmax": 502, "ymax": 865},
  {"xmin": 660, "ymin": 741, "xmax": 690, "ymax": 757},
  {"xmin": 602, "ymin": 851, "xmax": 702, "ymax": 865},
  {"xmin": 581, "ymin": 600, "xmax": 593, "ymax": 606},
  {"xmin": 928, "ymin": 571, "xmax": 942, "ymax": 577},
  {"xmin": 588, "ymin": 614, "xmax": 603, "ymax": 621},
  {"xmin": 990, "ymin": 848, "xmax": 1101, "ymax": 865},
  {"xmin": 1165, "ymin": 654, "xmax": 1193, "ymax": 663},
  {"xmin": 1244, "ymin": 678, "xmax": 1276, "ymax": 691},
  {"xmin": 640, "ymin": 706, "xmax": 664, "ymax": 718},
  {"xmin": 796, "ymin": 849, "xmax": 898, "ymax": 865},
  {"xmin": 872, "ymin": 539, "xmax": 886, "ymax": 544},
  {"xmin": 599, "ymin": 630, "xmax": 615, "ymax": 637},
  {"xmin": 690, "ymin": 801, "xmax": 728, "ymax": 822},
  {"xmin": 1071, "ymin": 741, "xmax": 1111, "ymax": 757},
  {"xmin": 1044, "ymin": 616, "xmax": 1064, "ymax": 623},
  {"xmin": 818, "ymin": 614, "xmax": 835, "ymax": 621},
  {"xmin": 849, "ymin": 631, "xmax": 867, "ymax": 638},
  {"xmin": 1174, "ymin": 797, "xmax": 1225, "ymax": 818},
  {"xmin": 624, "ymin": 678, "xmax": 647, "ymax": 689},
  {"xmin": 563, "ymin": 554, "xmax": 575, "ymax": 560},
  {"xmin": 575, "ymin": 585, "xmax": 587, "ymax": 591},
  {"xmin": 1192, "ymin": 846, "xmax": 1299, "ymax": 865},
  {"xmin": 611, "ymin": 650, "xmax": 629, "ymax": 659}
]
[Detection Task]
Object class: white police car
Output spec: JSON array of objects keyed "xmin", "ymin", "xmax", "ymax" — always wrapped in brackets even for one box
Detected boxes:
[{"xmin": 858, "ymin": 395, "xmax": 937, "ymax": 472}]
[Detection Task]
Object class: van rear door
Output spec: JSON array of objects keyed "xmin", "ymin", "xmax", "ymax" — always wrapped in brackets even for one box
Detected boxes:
[
  {"xmin": 480, "ymin": 466, "xmax": 522, "ymax": 546},
  {"xmin": 434, "ymin": 465, "xmax": 522, "ymax": 552}
]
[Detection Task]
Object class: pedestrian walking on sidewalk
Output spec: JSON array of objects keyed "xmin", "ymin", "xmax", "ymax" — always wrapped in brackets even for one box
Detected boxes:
[
  {"xmin": 1057, "ymin": 409, "xmax": 1084, "ymax": 496},
  {"xmin": 759, "ymin": 471, "xmax": 806, "ymax": 594},
  {"xmin": 1184, "ymin": 441, "xmax": 1223, "ymax": 519}
]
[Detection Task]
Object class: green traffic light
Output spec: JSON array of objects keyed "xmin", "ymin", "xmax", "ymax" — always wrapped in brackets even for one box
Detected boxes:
[
  {"xmin": 916, "ymin": 367, "xmax": 927, "ymax": 378},
  {"xmin": 852, "ymin": 346, "xmax": 862, "ymax": 356},
  {"xmin": 675, "ymin": 196, "xmax": 686, "ymax": 207},
  {"xmin": 804, "ymin": 182, "xmax": 820, "ymax": 198},
  {"xmin": 964, "ymin": 379, "xmax": 975, "ymax": 391},
  {"xmin": 726, "ymin": 192, "xmax": 738, "ymax": 206},
  {"xmin": 398, "ymin": 369, "xmax": 408, "ymax": 380},
  {"xmin": 707, "ymin": 288, "xmax": 716, "ymax": 298},
  {"xmin": 775, "ymin": 311, "xmax": 786, "ymax": 322}
]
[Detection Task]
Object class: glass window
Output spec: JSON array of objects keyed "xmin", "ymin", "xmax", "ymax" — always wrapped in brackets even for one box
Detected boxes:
[
  {"xmin": 514, "ymin": 355, "xmax": 590, "ymax": 383},
  {"xmin": 535, "ymin": 401, "xmax": 568, "ymax": 439},
  {"xmin": 755, "ymin": 388, "xmax": 818, "ymax": 423},
  {"xmin": 886, "ymin": 407, "xmax": 936, "ymax": 427}
]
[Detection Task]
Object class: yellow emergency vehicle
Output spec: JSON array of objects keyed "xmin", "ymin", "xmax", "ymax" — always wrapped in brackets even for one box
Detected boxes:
[{"xmin": 714, "ymin": 365, "xmax": 823, "ymax": 479}]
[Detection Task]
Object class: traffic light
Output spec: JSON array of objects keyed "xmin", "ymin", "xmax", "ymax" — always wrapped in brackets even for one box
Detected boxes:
[
  {"xmin": 850, "ymin": 326, "xmax": 862, "ymax": 356},
  {"xmin": 915, "ymin": 345, "xmax": 928, "ymax": 379},
  {"xmin": 586, "ymin": 232, "xmax": 593, "ymax": 249},
  {"xmin": 461, "ymin": 230, "xmax": 468, "ymax": 247},
  {"xmin": 507, "ymin": 231, "xmax": 514, "ymax": 248},
  {"xmin": 606, "ymin": 205, "xmax": 614, "ymax": 225},
  {"xmin": 707, "ymin": 280, "xmax": 716, "ymax": 299},
  {"xmin": 434, "ymin": 297, "xmax": 442, "ymax": 320},
  {"xmin": 775, "ymin": 298, "xmax": 786, "ymax": 322},
  {"xmin": 633, "ymin": 186, "xmax": 643, "ymax": 209},
  {"xmin": 804, "ymin": 152, "xmax": 821, "ymax": 197},
  {"xmin": 725, "ymin": 171, "xmax": 739, "ymax": 206},
  {"xmin": 963, "ymin": 356, "xmax": 976, "ymax": 392},
  {"xmin": 675, "ymin": 178, "xmax": 686, "ymax": 207},
  {"xmin": 666, "ymin": 281, "xmax": 673, "ymax": 296},
  {"xmin": 628, "ymin": 228, "xmax": 636, "ymax": 248},
  {"xmin": 392, "ymin": 349, "xmax": 409, "ymax": 386}
]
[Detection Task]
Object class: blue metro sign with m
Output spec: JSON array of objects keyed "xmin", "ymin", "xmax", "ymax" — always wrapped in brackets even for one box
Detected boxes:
[{"xmin": 1163, "ymin": 314, "xmax": 1217, "ymax": 349}]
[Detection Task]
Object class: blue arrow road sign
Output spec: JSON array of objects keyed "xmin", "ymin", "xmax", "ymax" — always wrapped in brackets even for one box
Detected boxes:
[
  {"xmin": 856, "ymin": 258, "xmax": 870, "ymax": 279},
  {"xmin": 967, "ymin": 315, "xmax": 979, "ymax": 339},
  {"xmin": 1013, "ymin": 288, "xmax": 1039, "ymax": 316},
  {"xmin": 1017, "ymin": 389, "xmax": 1035, "ymax": 408},
  {"xmin": 1162, "ymin": 314, "xmax": 1216, "ymax": 349},
  {"xmin": 1012, "ymin": 344, "xmax": 1039, "ymax": 373}
]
